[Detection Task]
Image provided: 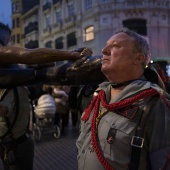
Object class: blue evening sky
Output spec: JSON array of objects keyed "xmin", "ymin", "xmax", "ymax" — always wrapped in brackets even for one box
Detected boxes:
[{"xmin": 0, "ymin": 0, "xmax": 12, "ymax": 28}]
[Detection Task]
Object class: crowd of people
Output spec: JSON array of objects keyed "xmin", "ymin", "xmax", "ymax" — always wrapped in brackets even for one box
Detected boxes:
[
  {"xmin": 0, "ymin": 20, "xmax": 170, "ymax": 170},
  {"xmin": 31, "ymin": 84, "xmax": 96, "ymax": 133}
]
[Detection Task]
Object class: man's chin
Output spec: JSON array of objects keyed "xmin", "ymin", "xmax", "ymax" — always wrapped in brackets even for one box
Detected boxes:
[{"xmin": 101, "ymin": 66, "xmax": 108, "ymax": 75}]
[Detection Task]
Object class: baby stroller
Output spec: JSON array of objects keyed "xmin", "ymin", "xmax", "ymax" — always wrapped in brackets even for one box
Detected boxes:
[{"xmin": 32, "ymin": 94, "xmax": 60, "ymax": 141}]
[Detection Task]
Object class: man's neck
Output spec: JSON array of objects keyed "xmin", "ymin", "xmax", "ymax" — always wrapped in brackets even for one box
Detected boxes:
[
  {"xmin": 110, "ymin": 79, "xmax": 139, "ymax": 88},
  {"xmin": 110, "ymin": 87, "xmax": 123, "ymax": 101}
]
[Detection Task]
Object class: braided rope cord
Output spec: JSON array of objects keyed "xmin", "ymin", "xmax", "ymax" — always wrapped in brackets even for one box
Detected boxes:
[
  {"xmin": 91, "ymin": 97, "xmax": 114, "ymax": 170},
  {"xmin": 90, "ymin": 88, "xmax": 159, "ymax": 170},
  {"xmin": 99, "ymin": 88, "xmax": 158, "ymax": 110},
  {"xmin": 159, "ymin": 93, "xmax": 170, "ymax": 109},
  {"xmin": 82, "ymin": 88, "xmax": 158, "ymax": 121}
]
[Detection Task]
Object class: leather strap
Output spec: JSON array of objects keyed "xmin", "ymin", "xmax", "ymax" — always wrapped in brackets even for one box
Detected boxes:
[
  {"xmin": 0, "ymin": 87, "xmax": 19, "ymax": 139},
  {"xmin": 111, "ymin": 79, "xmax": 139, "ymax": 88},
  {"xmin": 129, "ymin": 96, "xmax": 158, "ymax": 169}
]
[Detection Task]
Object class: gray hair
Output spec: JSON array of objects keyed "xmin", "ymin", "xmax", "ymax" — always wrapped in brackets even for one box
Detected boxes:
[{"xmin": 115, "ymin": 27, "xmax": 150, "ymax": 67}]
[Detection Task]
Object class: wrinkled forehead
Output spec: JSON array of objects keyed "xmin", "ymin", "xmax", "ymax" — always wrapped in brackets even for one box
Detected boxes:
[
  {"xmin": 107, "ymin": 32, "xmax": 134, "ymax": 44},
  {"xmin": 106, "ymin": 33, "xmax": 135, "ymax": 51}
]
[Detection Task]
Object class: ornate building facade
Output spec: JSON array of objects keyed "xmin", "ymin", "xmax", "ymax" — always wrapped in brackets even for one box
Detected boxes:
[
  {"xmin": 11, "ymin": 0, "xmax": 23, "ymax": 47},
  {"xmin": 11, "ymin": 0, "xmax": 170, "ymax": 61}
]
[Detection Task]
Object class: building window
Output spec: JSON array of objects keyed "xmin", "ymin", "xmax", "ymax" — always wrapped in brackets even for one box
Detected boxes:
[
  {"xmin": 67, "ymin": 32, "xmax": 77, "ymax": 48},
  {"xmin": 85, "ymin": 0, "xmax": 92, "ymax": 10},
  {"xmin": 16, "ymin": 18, "xmax": 20, "ymax": 27},
  {"xmin": 16, "ymin": 2, "xmax": 20, "ymax": 12},
  {"xmin": 68, "ymin": 3, "xmax": 74, "ymax": 16},
  {"xmin": 56, "ymin": 11, "xmax": 61, "ymax": 22},
  {"xmin": 12, "ymin": 1, "xmax": 20, "ymax": 13},
  {"xmin": 45, "ymin": 41, "xmax": 52, "ymax": 48},
  {"xmin": 17, "ymin": 34, "xmax": 20, "ymax": 43},
  {"xmin": 123, "ymin": 19, "xmax": 147, "ymax": 36},
  {"xmin": 12, "ymin": 35, "xmax": 15, "ymax": 44},
  {"xmin": 45, "ymin": 15, "xmax": 51, "ymax": 28},
  {"xmin": 84, "ymin": 26, "xmax": 94, "ymax": 41},
  {"xmin": 55, "ymin": 37, "xmax": 63, "ymax": 49},
  {"xmin": 44, "ymin": 0, "xmax": 50, "ymax": 4},
  {"xmin": 12, "ymin": 19, "xmax": 15, "ymax": 28}
]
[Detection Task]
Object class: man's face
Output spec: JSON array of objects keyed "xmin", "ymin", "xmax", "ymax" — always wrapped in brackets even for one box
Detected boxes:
[{"xmin": 101, "ymin": 32, "xmax": 138, "ymax": 81}]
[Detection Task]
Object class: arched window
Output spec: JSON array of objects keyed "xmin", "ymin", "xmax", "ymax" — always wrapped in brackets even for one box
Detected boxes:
[
  {"xmin": 55, "ymin": 37, "xmax": 63, "ymax": 49},
  {"xmin": 85, "ymin": 0, "xmax": 92, "ymax": 10},
  {"xmin": 123, "ymin": 19, "xmax": 147, "ymax": 36},
  {"xmin": 67, "ymin": 32, "xmax": 77, "ymax": 47},
  {"xmin": 16, "ymin": 18, "xmax": 20, "ymax": 27},
  {"xmin": 45, "ymin": 41, "xmax": 52, "ymax": 48},
  {"xmin": 17, "ymin": 34, "xmax": 20, "ymax": 43}
]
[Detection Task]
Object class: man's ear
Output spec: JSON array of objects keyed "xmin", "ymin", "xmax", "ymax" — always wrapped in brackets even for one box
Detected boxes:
[{"xmin": 134, "ymin": 53, "xmax": 145, "ymax": 65}]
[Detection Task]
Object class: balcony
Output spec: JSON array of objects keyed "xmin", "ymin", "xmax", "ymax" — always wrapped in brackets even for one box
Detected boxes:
[
  {"xmin": 25, "ymin": 40, "xmax": 38, "ymax": 49},
  {"xmin": 43, "ymin": 2, "xmax": 51, "ymax": 11},
  {"xmin": 12, "ymin": 11, "xmax": 21, "ymax": 15},
  {"xmin": 43, "ymin": 26, "xmax": 52, "ymax": 33},
  {"xmin": 24, "ymin": 22, "xmax": 38, "ymax": 36},
  {"xmin": 53, "ymin": 21, "xmax": 63, "ymax": 29},
  {"xmin": 65, "ymin": 15, "xmax": 76, "ymax": 24}
]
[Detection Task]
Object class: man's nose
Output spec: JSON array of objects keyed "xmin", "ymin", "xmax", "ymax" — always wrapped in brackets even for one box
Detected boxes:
[{"xmin": 102, "ymin": 46, "xmax": 110, "ymax": 56}]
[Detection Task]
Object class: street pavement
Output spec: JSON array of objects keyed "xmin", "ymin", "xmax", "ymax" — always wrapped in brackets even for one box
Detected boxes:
[{"xmin": 0, "ymin": 120, "xmax": 80, "ymax": 170}]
